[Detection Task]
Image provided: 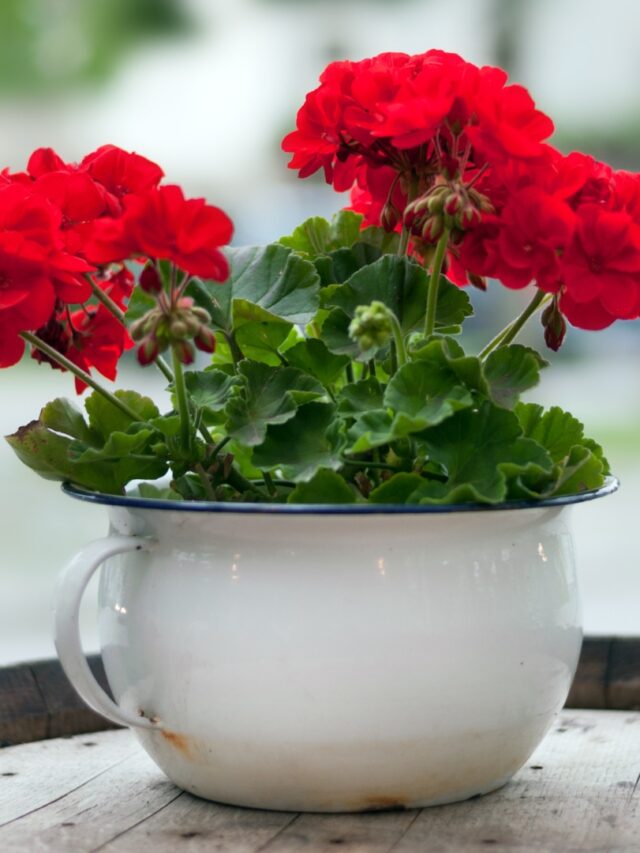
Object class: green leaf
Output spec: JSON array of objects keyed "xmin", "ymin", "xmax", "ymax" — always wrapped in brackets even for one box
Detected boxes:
[
  {"xmin": 484, "ymin": 345, "xmax": 547, "ymax": 408},
  {"xmin": 552, "ymin": 445, "xmax": 605, "ymax": 496},
  {"xmin": 337, "ymin": 378, "xmax": 385, "ymax": 415},
  {"xmin": 314, "ymin": 243, "xmax": 383, "ymax": 285},
  {"xmin": 40, "ymin": 398, "xmax": 96, "ymax": 444},
  {"xmin": 320, "ymin": 308, "xmax": 364, "ymax": 359},
  {"xmin": 431, "ymin": 276, "xmax": 473, "ymax": 330},
  {"xmin": 346, "ymin": 410, "xmax": 396, "ymax": 453},
  {"xmin": 84, "ymin": 390, "xmax": 159, "ymax": 440},
  {"xmin": 225, "ymin": 361, "xmax": 325, "ymax": 446},
  {"xmin": 369, "ymin": 473, "xmax": 426, "ymax": 504},
  {"xmin": 252, "ymin": 402, "xmax": 345, "ymax": 481},
  {"xmin": 135, "ymin": 483, "xmax": 183, "ymax": 501},
  {"xmin": 194, "ymin": 244, "xmax": 321, "ymax": 332},
  {"xmin": 124, "ymin": 286, "xmax": 155, "ymax": 323},
  {"xmin": 515, "ymin": 403, "xmax": 585, "ymax": 463},
  {"xmin": 279, "ymin": 211, "xmax": 364, "ymax": 256},
  {"xmin": 323, "ymin": 256, "xmax": 428, "ymax": 333},
  {"xmin": 287, "ymin": 468, "xmax": 356, "ymax": 504},
  {"xmin": 511, "ymin": 403, "xmax": 608, "ymax": 497},
  {"xmin": 385, "ymin": 350, "xmax": 474, "ymax": 427},
  {"xmin": 70, "ymin": 428, "xmax": 167, "ymax": 486},
  {"xmin": 359, "ymin": 224, "xmax": 400, "ymax": 254},
  {"xmin": 284, "ymin": 338, "xmax": 350, "ymax": 386},
  {"xmin": 6, "ymin": 421, "xmax": 117, "ymax": 492},
  {"xmin": 181, "ymin": 369, "xmax": 241, "ymax": 422},
  {"xmin": 416, "ymin": 402, "xmax": 554, "ymax": 504}
]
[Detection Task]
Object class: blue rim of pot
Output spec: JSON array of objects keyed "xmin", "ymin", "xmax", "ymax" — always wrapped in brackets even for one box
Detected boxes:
[{"xmin": 62, "ymin": 475, "xmax": 619, "ymax": 515}]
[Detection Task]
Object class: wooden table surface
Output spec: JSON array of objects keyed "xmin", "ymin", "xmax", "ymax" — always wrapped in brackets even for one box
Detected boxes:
[{"xmin": 0, "ymin": 710, "xmax": 638, "ymax": 852}]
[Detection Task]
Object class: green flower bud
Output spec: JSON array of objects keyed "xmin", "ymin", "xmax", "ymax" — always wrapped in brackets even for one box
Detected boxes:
[
  {"xmin": 170, "ymin": 319, "xmax": 189, "ymax": 340},
  {"xmin": 348, "ymin": 301, "xmax": 393, "ymax": 352}
]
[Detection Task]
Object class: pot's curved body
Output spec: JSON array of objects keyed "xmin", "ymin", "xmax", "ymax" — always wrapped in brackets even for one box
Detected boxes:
[{"xmin": 89, "ymin": 502, "xmax": 582, "ymax": 812}]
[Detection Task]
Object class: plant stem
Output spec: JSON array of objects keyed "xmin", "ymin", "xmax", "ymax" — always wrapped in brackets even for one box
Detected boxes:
[
  {"xmin": 397, "ymin": 227, "xmax": 410, "ymax": 256},
  {"xmin": 423, "ymin": 229, "xmax": 450, "ymax": 337},
  {"xmin": 262, "ymin": 470, "xmax": 277, "ymax": 496},
  {"xmin": 171, "ymin": 346, "xmax": 193, "ymax": 452},
  {"xmin": 89, "ymin": 277, "xmax": 126, "ymax": 322},
  {"xmin": 194, "ymin": 462, "xmax": 217, "ymax": 501},
  {"xmin": 21, "ymin": 331, "xmax": 141, "ymax": 421},
  {"xmin": 478, "ymin": 289, "xmax": 549, "ymax": 360},
  {"xmin": 389, "ymin": 311, "xmax": 407, "ymax": 368}
]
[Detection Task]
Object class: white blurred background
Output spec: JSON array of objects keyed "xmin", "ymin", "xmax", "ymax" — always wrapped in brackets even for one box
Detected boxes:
[{"xmin": 0, "ymin": 0, "xmax": 638, "ymax": 664}]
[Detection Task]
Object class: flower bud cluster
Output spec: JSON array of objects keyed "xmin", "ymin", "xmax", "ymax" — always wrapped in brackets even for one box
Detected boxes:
[
  {"xmin": 130, "ymin": 271, "xmax": 216, "ymax": 366},
  {"xmin": 348, "ymin": 301, "xmax": 393, "ymax": 353},
  {"xmin": 403, "ymin": 179, "xmax": 494, "ymax": 246}
]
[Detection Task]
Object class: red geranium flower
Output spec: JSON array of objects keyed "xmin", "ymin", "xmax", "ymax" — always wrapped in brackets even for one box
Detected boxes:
[{"xmin": 85, "ymin": 185, "xmax": 233, "ymax": 280}]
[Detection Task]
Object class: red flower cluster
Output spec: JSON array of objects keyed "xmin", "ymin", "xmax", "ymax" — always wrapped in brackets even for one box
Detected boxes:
[
  {"xmin": 0, "ymin": 144, "xmax": 233, "ymax": 386},
  {"xmin": 283, "ymin": 50, "xmax": 640, "ymax": 336}
]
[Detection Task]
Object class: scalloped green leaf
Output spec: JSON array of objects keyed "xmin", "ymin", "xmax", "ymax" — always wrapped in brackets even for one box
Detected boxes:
[
  {"xmin": 314, "ymin": 243, "xmax": 383, "ymax": 285},
  {"xmin": 188, "ymin": 244, "xmax": 321, "ymax": 335},
  {"xmin": 40, "ymin": 398, "xmax": 96, "ymax": 444},
  {"xmin": 225, "ymin": 361, "xmax": 325, "ymax": 446},
  {"xmin": 251, "ymin": 402, "xmax": 345, "ymax": 481},
  {"xmin": 416, "ymin": 401, "xmax": 554, "ymax": 504},
  {"xmin": 284, "ymin": 338, "xmax": 350, "ymax": 386},
  {"xmin": 84, "ymin": 390, "xmax": 159, "ymax": 441},
  {"xmin": 287, "ymin": 468, "xmax": 357, "ymax": 504},
  {"xmin": 369, "ymin": 473, "xmax": 426, "ymax": 504},
  {"xmin": 5, "ymin": 421, "xmax": 121, "ymax": 493},
  {"xmin": 182, "ymin": 370, "xmax": 241, "ymax": 422},
  {"xmin": 484, "ymin": 345, "xmax": 547, "ymax": 409},
  {"xmin": 323, "ymin": 255, "xmax": 428, "ymax": 332},
  {"xmin": 278, "ymin": 210, "xmax": 364, "ymax": 256},
  {"xmin": 337, "ymin": 378, "xmax": 385, "ymax": 415}
]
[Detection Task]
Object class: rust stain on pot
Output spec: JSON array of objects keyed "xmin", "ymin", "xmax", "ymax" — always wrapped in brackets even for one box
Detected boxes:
[
  {"xmin": 361, "ymin": 795, "xmax": 409, "ymax": 811},
  {"xmin": 160, "ymin": 729, "xmax": 193, "ymax": 758}
]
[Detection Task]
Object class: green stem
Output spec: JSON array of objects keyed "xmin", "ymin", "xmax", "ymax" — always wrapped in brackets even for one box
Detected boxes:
[
  {"xmin": 171, "ymin": 346, "xmax": 193, "ymax": 453},
  {"xmin": 479, "ymin": 290, "xmax": 549, "ymax": 360},
  {"xmin": 397, "ymin": 227, "xmax": 410, "ymax": 257},
  {"xmin": 89, "ymin": 277, "xmax": 126, "ymax": 322},
  {"xmin": 262, "ymin": 470, "xmax": 277, "ymax": 497},
  {"xmin": 225, "ymin": 332, "xmax": 245, "ymax": 368},
  {"xmin": 389, "ymin": 311, "xmax": 407, "ymax": 368},
  {"xmin": 194, "ymin": 462, "xmax": 217, "ymax": 501},
  {"xmin": 341, "ymin": 456, "xmax": 402, "ymax": 472},
  {"xmin": 22, "ymin": 332, "xmax": 140, "ymax": 421},
  {"xmin": 424, "ymin": 229, "xmax": 450, "ymax": 338}
]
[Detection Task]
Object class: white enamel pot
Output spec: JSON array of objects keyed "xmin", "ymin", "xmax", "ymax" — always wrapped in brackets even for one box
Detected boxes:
[{"xmin": 54, "ymin": 480, "xmax": 617, "ymax": 813}]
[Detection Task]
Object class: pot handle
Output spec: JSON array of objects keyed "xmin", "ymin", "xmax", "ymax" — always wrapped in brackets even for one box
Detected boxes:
[{"xmin": 54, "ymin": 535, "xmax": 160, "ymax": 730}]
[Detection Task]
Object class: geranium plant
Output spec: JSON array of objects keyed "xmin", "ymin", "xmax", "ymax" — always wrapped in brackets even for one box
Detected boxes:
[{"xmin": 3, "ymin": 50, "xmax": 635, "ymax": 505}]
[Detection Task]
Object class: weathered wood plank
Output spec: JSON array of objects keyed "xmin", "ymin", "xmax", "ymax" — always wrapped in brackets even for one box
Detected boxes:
[
  {"xmin": 564, "ymin": 636, "xmax": 610, "ymax": 709},
  {"xmin": 31, "ymin": 656, "xmax": 118, "ymax": 740},
  {"xmin": 0, "ymin": 711, "xmax": 637, "ymax": 852},
  {"xmin": 607, "ymin": 638, "xmax": 640, "ymax": 711},
  {"xmin": 0, "ymin": 656, "xmax": 117, "ymax": 747},
  {"xmin": 0, "ymin": 665, "xmax": 47, "ymax": 747},
  {"xmin": 0, "ymin": 729, "xmax": 136, "ymax": 828}
]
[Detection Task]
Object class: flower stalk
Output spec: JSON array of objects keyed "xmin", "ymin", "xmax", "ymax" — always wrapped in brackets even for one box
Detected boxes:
[
  {"xmin": 171, "ymin": 344, "xmax": 193, "ymax": 453},
  {"xmin": 479, "ymin": 289, "xmax": 550, "ymax": 360},
  {"xmin": 21, "ymin": 331, "xmax": 141, "ymax": 421},
  {"xmin": 424, "ymin": 228, "xmax": 450, "ymax": 337}
]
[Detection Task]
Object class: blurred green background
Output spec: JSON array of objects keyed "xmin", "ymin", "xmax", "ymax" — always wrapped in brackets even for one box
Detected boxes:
[{"xmin": 0, "ymin": 0, "xmax": 638, "ymax": 663}]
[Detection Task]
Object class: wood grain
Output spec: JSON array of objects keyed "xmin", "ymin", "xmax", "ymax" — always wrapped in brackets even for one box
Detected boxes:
[
  {"xmin": 0, "ymin": 655, "xmax": 117, "ymax": 747},
  {"xmin": 0, "ymin": 711, "xmax": 637, "ymax": 852}
]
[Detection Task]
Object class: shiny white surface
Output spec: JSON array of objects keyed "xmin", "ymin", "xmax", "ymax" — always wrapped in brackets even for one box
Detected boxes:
[{"xmin": 64, "ymin": 504, "xmax": 585, "ymax": 812}]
